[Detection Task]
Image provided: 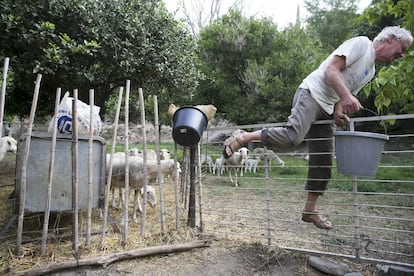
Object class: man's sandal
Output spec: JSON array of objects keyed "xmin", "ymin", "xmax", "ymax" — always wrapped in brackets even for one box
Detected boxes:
[
  {"xmin": 302, "ymin": 210, "xmax": 333, "ymax": 230},
  {"xmin": 222, "ymin": 136, "xmax": 243, "ymax": 159}
]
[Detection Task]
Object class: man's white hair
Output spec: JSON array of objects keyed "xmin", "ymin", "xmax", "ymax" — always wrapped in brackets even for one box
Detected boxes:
[{"xmin": 373, "ymin": 26, "xmax": 413, "ymax": 45}]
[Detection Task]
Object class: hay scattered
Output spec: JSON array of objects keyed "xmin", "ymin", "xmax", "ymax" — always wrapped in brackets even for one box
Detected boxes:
[{"xmin": 0, "ymin": 169, "xmax": 201, "ymax": 275}]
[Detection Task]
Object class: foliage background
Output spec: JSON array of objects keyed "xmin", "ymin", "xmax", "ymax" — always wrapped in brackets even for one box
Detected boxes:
[{"xmin": 0, "ymin": 0, "xmax": 413, "ymax": 127}]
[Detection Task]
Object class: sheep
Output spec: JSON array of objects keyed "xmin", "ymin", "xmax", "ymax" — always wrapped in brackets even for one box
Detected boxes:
[
  {"xmin": 107, "ymin": 153, "xmax": 167, "ymax": 223},
  {"xmin": 159, "ymin": 148, "xmax": 181, "ymax": 183},
  {"xmin": 252, "ymin": 147, "xmax": 285, "ymax": 169},
  {"xmin": 128, "ymin": 148, "xmax": 157, "ymax": 160},
  {"xmin": 222, "ymin": 147, "xmax": 249, "ymax": 187},
  {"xmin": 160, "ymin": 148, "xmax": 170, "ymax": 160},
  {"xmin": 244, "ymin": 156, "xmax": 260, "ymax": 173},
  {"xmin": 200, "ymin": 154, "xmax": 214, "ymax": 173},
  {"xmin": 213, "ymin": 157, "xmax": 225, "ymax": 176},
  {"xmin": 0, "ymin": 136, "xmax": 17, "ymax": 162}
]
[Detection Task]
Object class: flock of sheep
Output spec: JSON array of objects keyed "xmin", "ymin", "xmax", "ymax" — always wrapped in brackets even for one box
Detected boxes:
[
  {"xmin": 106, "ymin": 147, "xmax": 179, "ymax": 223},
  {"xmin": 0, "ymin": 128, "xmax": 288, "ymax": 224},
  {"xmin": 201, "ymin": 146, "xmax": 285, "ymax": 187}
]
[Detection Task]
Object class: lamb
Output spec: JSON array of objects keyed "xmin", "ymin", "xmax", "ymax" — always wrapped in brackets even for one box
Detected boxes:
[
  {"xmin": 160, "ymin": 148, "xmax": 170, "ymax": 160},
  {"xmin": 0, "ymin": 136, "xmax": 17, "ymax": 162},
  {"xmin": 252, "ymin": 147, "xmax": 285, "ymax": 169},
  {"xmin": 200, "ymin": 154, "xmax": 214, "ymax": 173},
  {"xmin": 107, "ymin": 153, "xmax": 168, "ymax": 223},
  {"xmin": 128, "ymin": 148, "xmax": 157, "ymax": 160},
  {"xmin": 213, "ymin": 157, "xmax": 225, "ymax": 176},
  {"xmin": 159, "ymin": 148, "xmax": 181, "ymax": 182},
  {"xmin": 222, "ymin": 147, "xmax": 249, "ymax": 187},
  {"xmin": 244, "ymin": 156, "xmax": 260, "ymax": 173}
]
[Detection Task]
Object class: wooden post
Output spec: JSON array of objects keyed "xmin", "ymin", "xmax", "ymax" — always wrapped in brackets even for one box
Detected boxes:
[
  {"xmin": 86, "ymin": 89, "xmax": 94, "ymax": 245},
  {"xmin": 0, "ymin": 57, "xmax": 9, "ymax": 136},
  {"xmin": 16, "ymin": 73, "xmax": 42, "ymax": 254},
  {"xmin": 41, "ymin": 88, "xmax": 61, "ymax": 253},
  {"xmin": 197, "ymin": 143, "xmax": 204, "ymax": 232},
  {"xmin": 72, "ymin": 89, "xmax": 79, "ymax": 253},
  {"xmin": 122, "ymin": 80, "xmax": 130, "ymax": 245},
  {"xmin": 188, "ymin": 146, "xmax": 196, "ymax": 227},
  {"xmin": 153, "ymin": 96, "xmax": 166, "ymax": 234},
  {"xmin": 182, "ymin": 148, "xmax": 189, "ymax": 209},
  {"xmin": 101, "ymin": 87, "xmax": 123, "ymax": 247},
  {"xmin": 138, "ymin": 88, "xmax": 147, "ymax": 236},
  {"xmin": 174, "ymin": 142, "xmax": 180, "ymax": 229}
]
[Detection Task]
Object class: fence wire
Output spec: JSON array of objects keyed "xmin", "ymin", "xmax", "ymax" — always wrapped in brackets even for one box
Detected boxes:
[{"xmin": 198, "ymin": 114, "xmax": 414, "ymax": 268}]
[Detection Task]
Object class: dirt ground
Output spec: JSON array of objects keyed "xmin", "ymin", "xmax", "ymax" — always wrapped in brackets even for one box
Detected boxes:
[
  {"xmin": 52, "ymin": 238, "xmax": 328, "ymax": 276},
  {"xmin": 0, "ymin": 151, "xmax": 322, "ymax": 276},
  {"xmin": 0, "ymin": 127, "xmax": 379, "ymax": 276}
]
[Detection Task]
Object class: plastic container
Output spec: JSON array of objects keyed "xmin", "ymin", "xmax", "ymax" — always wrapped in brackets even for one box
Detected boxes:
[
  {"xmin": 334, "ymin": 130, "xmax": 389, "ymax": 178},
  {"xmin": 172, "ymin": 106, "xmax": 208, "ymax": 147}
]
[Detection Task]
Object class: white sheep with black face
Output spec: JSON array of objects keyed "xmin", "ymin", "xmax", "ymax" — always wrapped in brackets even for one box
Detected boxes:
[{"xmin": 0, "ymin": 136, "xmax": 17, "ymax": 162}]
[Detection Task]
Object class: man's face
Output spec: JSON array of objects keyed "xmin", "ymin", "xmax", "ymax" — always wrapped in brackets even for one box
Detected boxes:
[{"xmin": 376, "ymin": 35, "xmax": 410, "ymax": 64}]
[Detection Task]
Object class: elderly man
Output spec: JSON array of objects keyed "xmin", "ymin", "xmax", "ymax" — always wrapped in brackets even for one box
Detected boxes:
[{"xmin": 223, "ymin": 26, "xmax": 413, "ymax": 230}]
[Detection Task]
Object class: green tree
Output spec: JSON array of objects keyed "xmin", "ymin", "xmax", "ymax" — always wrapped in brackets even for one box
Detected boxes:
[
  {"xmin": 0, "ymin": 0, "xmax": 201, "ymax": 124},
  {"xmin": 304, "ymin": 0, "xmax": 360, "ymax": 51},
  {"xmin": 196, "ymin": 10, "xmax": 324, "ymax": 124},
  {"xmin": 361, "ymin": 0, "xmax": 414, "ymax": 115}
]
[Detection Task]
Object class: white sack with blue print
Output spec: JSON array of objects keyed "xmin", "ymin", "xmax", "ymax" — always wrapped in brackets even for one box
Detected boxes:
[{"xmin": 48, "ymin": 92, "xmax": 102, "ymax": 135}]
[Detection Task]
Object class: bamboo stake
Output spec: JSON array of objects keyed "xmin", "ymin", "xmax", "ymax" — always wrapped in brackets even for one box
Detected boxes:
[
  {"xmin": 100, "ymin": 87, "xmax": 123, "ymax": 247},
  {"xmin": 16, "ymin": 73, "xmax": 42, "ymax": 255},
  {"xmin": 0, "ymin": 57, "xmax": 9, "ymax": 137},
  {"xmin": 72, "ymin": 89, "xmax": 79, "ymax": 253},
  {"xmin": 188, "ymin": 147, "xmax": 196, "ymax": 227},
  {"xmin": 41, "ymin": 88, "xmax": 61, "ymax": 254},
  {"xmin": 86, "ymin": 89, "xmax": 95, "ymax": 245},
  {"xmin": 197, "ymin": 143, "xmax": 204, "ymax": 232},
  {"xmin": 138, "ymin": 88, "xmax": 147, "ymax": 236},
  {"xmin": 174, "ymin": 142, "xmax": 180, "ymax": 229},
  {"xmin": 182, "ymin": 148, "xmax": 189, "ymax": 209},
  {"xmin": 122, "ymin": 80, "xmax": 130, "ymax": 245},
  {"xmin": 153, "ymin": 96, "xmax": 166, "ymax": 234}
]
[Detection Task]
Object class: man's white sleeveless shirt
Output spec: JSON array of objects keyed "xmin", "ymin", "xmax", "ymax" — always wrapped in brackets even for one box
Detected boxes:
[{"xmin": 299, "ymin": 36, "xmax": 376, "ymax": 115}]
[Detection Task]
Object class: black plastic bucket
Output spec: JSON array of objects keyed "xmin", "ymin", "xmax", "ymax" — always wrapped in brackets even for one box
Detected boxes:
[{"xmin": 172, "ymin": 106, "xmax": 208, "ymax": 147}]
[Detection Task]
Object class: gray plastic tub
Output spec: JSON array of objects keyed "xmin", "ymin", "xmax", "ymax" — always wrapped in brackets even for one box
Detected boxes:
[
  {"xmin": 334, "ymin": 130, "xmax": 389, "ymax": 178},
  {"xmin": 15, "ymin": 132, "xmax": 106, "ymax": 212}
]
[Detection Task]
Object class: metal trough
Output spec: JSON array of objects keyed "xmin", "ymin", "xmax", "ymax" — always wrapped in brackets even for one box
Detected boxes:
[{"xmin": 15, "ymin": 132, "xmax": 106, "ymax": 212}]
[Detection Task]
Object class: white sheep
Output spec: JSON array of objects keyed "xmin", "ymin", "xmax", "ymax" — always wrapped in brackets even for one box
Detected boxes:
[
  {"xmin": 128, "ymin": 148, "xmax": 157, "ymax": 160},
  {"xmin": 0, "ymin": 136, "xmax": 17, "ymax": 162},
  {"xmin": 213, "ymin": 157, "xmax": 225, "ymax": 176},
  {"xmin": 200, "ymin": 154, "xmax": 214, "ymax": 173},
  {"xmin": 160, "ymin": 148, "xmax": 170, "ymax": 160},
  {"xmin": 245, "ymin": 156, "xmax": 260, "ymax": 173},
  {"xmin": 107, "ymin": 153, "xmax": 163, "ymax": 223},
  {"xmin": 222, "ymin": 147, "xmax": 249, "ymax": 187},
  {"xmin": 252, "ymin": 147, "xmax": 285, "ymax": 169}
]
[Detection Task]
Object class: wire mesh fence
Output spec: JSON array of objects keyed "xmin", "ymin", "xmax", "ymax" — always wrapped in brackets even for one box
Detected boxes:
[
  {"xmin": 198, "ymin": 114, "xmax": 414, "ymax": 268},
  {"xmin": 0, "ymin": 113, "xmax": 413, "ymax": 272}
]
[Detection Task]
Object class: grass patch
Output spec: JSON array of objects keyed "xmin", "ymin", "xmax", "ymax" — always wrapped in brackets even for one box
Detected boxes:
[{"xmin": 112, "ymin": 141, "xmax": 413, "ymax": 195}]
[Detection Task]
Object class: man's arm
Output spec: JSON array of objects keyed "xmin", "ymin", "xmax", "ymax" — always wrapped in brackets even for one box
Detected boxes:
[{"xmin": 324, "ymin": 55, "xmax": 363, "ymax": 115}]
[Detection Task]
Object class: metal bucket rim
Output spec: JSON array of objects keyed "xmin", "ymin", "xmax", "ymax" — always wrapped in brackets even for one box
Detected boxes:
[{"xmin": 334, "ymin": 130, "xmax": 389, "ymax": 141}]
